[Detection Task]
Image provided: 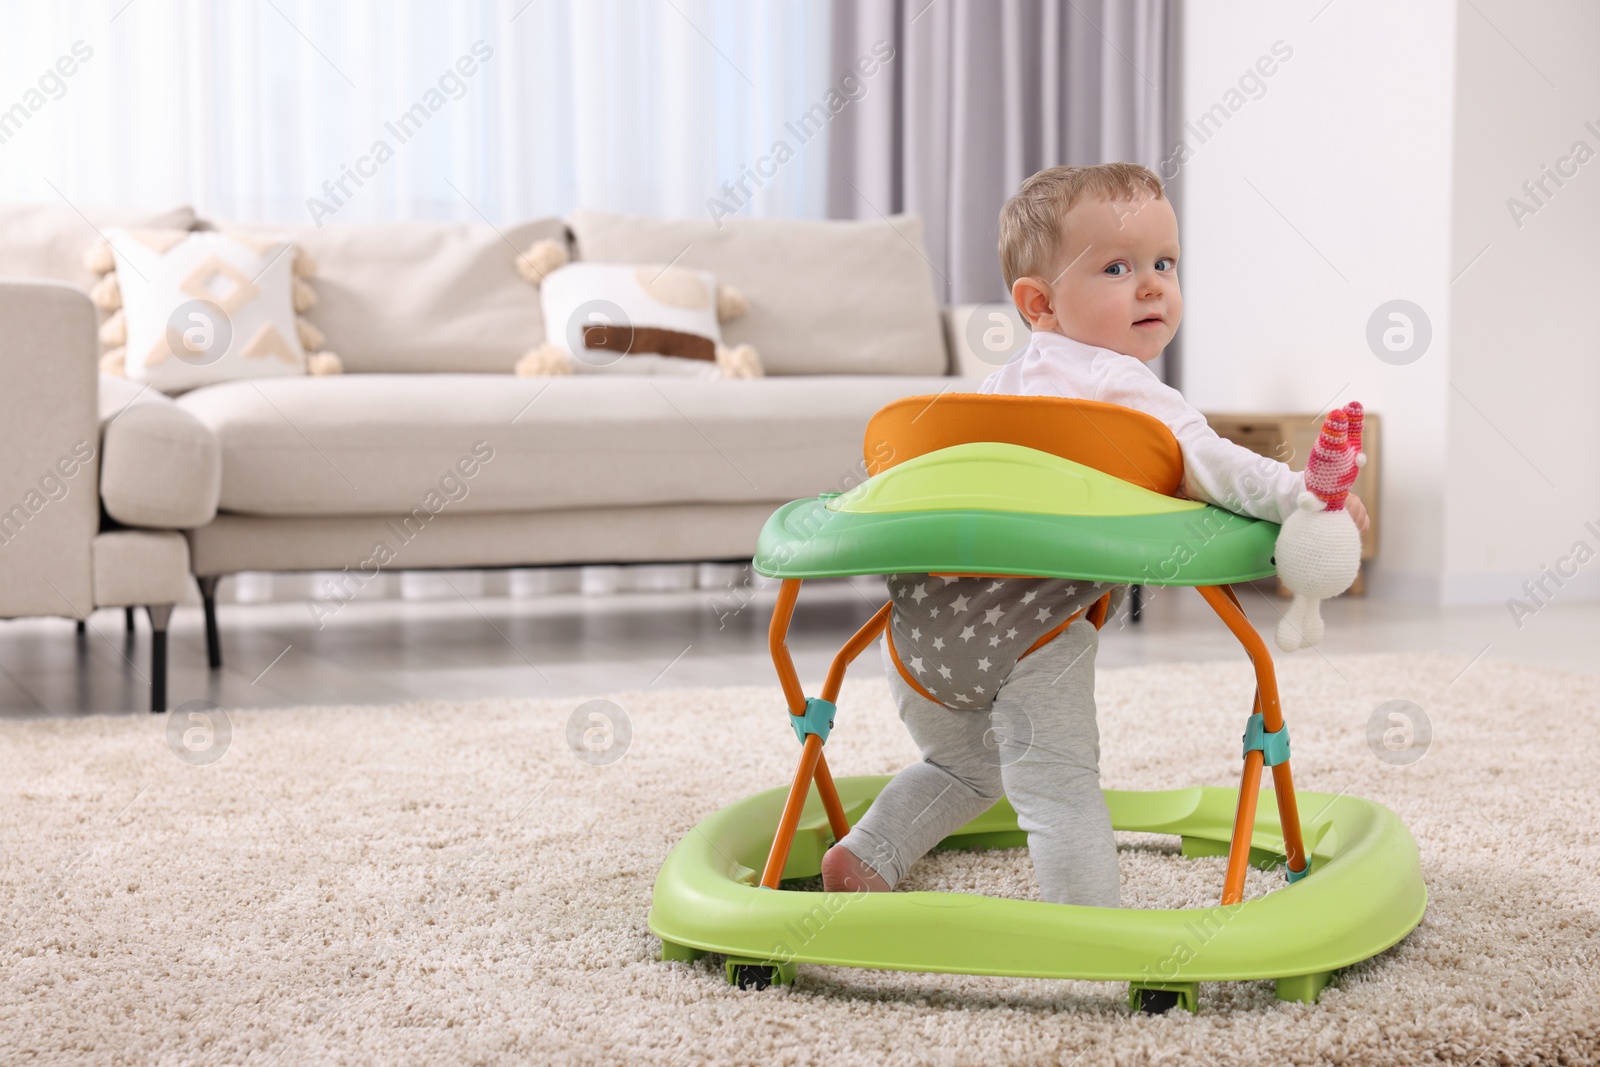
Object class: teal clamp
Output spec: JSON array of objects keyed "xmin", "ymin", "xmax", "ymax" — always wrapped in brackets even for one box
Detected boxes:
[
  {"xmin": 1241, "ymin": 714, "xmax": 1306, "ymax": 884},
  {"xmin": 790, "ymin": 697, "xmax": 837, "ymax": 745},
  {"xmin": 1241, "ymin": 713, "xmax": 1290, "ymax": 766}
]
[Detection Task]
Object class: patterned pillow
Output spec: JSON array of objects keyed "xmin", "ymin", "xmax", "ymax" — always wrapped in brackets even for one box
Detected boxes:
[
  {"xmin": 91, "ymin": 229, "xmax": 342, "ymax": 392},
  {"xmin": 513, "ymin": 238, "xmax": 761, "ymax": 379}
]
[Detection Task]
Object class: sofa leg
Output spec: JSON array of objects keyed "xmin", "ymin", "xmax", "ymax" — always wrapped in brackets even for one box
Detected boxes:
[
  {"xmin": 198, "ymin": 576, "xmax": 222, "ymax": 670},
  {"xmin": 1130, "ymin": 584, "xmax": 1144, "ymax": 624},
  {"xmin": 125, "ymin": 606, "xmax": 136, "ymax": 632},
  {"xmin": 76, "ymin": 619, "xmax": 86, "ymax": 635},
  {"xmin": 147, "ymin": 604, "xmax": 172, "ymax": 713}
]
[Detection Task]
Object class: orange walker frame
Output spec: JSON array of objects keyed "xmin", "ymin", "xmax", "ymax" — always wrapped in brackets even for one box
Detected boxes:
[{"xmin": 759, "ymin": 578, "xmax": 1308, "ymax": 906}]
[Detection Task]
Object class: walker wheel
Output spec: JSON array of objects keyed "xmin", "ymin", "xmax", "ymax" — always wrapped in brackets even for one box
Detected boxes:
[
  {"xmin": 724, "ymin": 957, "xmax": 797, "ymax": 989},
  {"xmin": 1135, "ymin": 988, "xmax": 1182, "ymax": 1014},
  {"xmin": 1128, "ymin": 982, "xmax": 1197, "ymax": 1013},
  {"xmin": 734, "ymin": 964, "xmax": 774, "ymax": 990}
]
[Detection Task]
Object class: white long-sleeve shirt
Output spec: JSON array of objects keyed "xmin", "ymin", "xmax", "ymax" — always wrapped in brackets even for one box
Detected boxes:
[{"xmin": 979, "ymin": 329, "xmax": 1303, "ymax": 524}]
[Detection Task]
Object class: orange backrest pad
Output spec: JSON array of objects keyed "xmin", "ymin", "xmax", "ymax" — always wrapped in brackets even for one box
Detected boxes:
[{"xmin": 864, "ymin": 393, "xmax": 1185, "ymax": 496}]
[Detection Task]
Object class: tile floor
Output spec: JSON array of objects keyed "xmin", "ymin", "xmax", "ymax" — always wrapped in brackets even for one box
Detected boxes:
[{"xmin": 1, "ymin": 569, "xmax": 1595, "ymax": 718}]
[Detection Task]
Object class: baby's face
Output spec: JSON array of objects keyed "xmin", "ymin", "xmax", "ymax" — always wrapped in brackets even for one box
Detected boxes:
[{"xmin": 1013, "ymin": 194, "xmax": 1181, "ymax": 363}]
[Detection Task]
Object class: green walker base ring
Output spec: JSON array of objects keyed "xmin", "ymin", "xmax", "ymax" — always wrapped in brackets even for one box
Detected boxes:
[{"xmin": 649, "ymin": 776, "xmax": 1426, "ymax": 1007}]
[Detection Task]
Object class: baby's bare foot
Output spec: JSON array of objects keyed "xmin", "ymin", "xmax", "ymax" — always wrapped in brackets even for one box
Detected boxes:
[{"xmin": 821, "ymin": 844, "xmax": 890, "ymax": 893}]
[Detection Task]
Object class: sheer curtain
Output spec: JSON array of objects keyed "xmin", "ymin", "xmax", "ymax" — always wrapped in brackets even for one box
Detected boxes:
[{"xmin": 0, "ymin": 0, "xmax": 833, "ymax": 224}]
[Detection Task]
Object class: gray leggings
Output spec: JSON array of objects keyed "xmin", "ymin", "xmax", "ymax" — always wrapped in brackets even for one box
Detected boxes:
[{"xmin": 838, "ymin": 616, "xmax": 1121, "ymax": 907}]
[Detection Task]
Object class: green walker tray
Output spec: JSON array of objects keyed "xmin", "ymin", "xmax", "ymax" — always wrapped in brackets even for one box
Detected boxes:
[{"xmin": 754, "ymin": 443, "xmax": 1281, "ymax": 585}]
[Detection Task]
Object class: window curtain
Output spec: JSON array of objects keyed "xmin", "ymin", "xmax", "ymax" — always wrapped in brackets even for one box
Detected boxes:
[
  {"xmin": 827, "ymin": 0, "xmax": 1180, "ymax": 307},
  {"xmin": 0, "ymin": 0, "xmax": 834, "ymax": 225}
]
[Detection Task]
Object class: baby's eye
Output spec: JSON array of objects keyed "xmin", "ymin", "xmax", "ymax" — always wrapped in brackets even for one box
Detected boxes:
[
  {"xmin": 1104, "ymin": 262, "xmax": 1130, "ymax": 277},
  {"xmin": 1156, "ymin": 257, "xmax": 1176, "ymax": 271}
]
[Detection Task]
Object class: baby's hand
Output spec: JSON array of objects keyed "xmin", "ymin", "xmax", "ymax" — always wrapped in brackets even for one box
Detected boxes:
[{"xmin": 1346, "ymin": 493, "xmax": 1370, "ymax": 533}]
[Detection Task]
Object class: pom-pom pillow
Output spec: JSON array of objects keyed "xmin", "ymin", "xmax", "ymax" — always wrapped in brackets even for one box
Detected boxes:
[
  {"xmin": 92, "ymin": 228, "xmax": 342, "ymax": 392},
  {"xmin": 514, "ymin": 238, "xmax": 760, "ymax": 379}
]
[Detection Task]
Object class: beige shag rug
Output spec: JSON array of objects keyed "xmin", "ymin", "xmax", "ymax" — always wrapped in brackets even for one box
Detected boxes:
[{"xmin": 2, "ymin": 653, "xmax": 1598, "ymax": 1066}]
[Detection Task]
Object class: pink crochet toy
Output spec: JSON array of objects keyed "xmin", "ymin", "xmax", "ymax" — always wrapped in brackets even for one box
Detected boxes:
[{"xmin": 1274, "ymin": 402, "xmax": 1366, "ymax": 651}]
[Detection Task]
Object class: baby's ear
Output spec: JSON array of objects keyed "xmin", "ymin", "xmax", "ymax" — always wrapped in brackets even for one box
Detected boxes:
[{"xmin": 1011, "ymin": 277, "xmax": 1052, "ymax": 328}]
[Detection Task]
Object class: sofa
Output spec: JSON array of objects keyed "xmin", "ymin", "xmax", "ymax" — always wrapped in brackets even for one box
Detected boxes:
[{"xmin": 1, "ymin": 201, "xmax": 1009, "ymax": 708}]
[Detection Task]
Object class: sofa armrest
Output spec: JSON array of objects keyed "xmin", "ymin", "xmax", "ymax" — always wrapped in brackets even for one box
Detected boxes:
[
  {"xmin": 943, "ymin": 302, "xmax": 1029, "ymax": 380},
  {"xmin": 99, "ymin": 375, "xmax": 221, "ymax": 529},
  {"xmin": 0, "ymin": 280, "xmax": 99, "ymax": 618}
]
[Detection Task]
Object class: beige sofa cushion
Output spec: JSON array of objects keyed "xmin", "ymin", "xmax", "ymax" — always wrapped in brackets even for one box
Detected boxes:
[
  {"xmin": 175, "ymin": 373, "xmax": 957, "ymax": 517},
  {"xmin": 203, "ymin": 217, "xmax": 569, "ymax": 374},
  {"xmin": 98, "ymin": 375, "xmax": 221, "ymax": 528},
  {"xmin": 0, "ymin": 204, "xmax": 196, "ymax": 293},
  {"xmin": 567, "ymin": 210, "xmax": 947, "ymax": 377}
]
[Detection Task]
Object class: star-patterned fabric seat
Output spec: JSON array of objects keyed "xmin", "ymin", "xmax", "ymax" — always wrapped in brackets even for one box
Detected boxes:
[{"xmin": 882, "ymin": 573, "xmax": 1116, "ymax": 710}]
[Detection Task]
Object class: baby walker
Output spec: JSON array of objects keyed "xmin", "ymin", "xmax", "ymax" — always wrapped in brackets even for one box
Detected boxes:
[{"xmin": 649, "ymin": 394, "xmax": 1425, "ymax": 1013}]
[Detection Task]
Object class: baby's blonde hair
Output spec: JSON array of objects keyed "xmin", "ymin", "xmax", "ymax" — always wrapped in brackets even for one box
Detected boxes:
[{"xmin": 999, "ymin": 163, "xmax": 1165, "ymax": 291}]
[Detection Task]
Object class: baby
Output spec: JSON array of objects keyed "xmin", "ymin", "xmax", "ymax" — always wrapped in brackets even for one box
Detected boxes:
[{"xmin": 820, "ymin": 162, "xmax": 1368, "ymax": 907}]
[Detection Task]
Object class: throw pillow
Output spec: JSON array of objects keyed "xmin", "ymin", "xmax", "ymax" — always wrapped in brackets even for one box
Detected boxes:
[
  {"xmin": 513, "ymin": 238, "xmax": 760, "ymax": 379},
  {"xmin": 91, "ymin": 228, "xmax": 343, "ymax": 391}
]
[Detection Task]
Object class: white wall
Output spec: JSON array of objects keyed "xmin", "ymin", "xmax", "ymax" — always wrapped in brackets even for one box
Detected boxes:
[
  {"xmin": 1443, "ymin": 0, "xmax": 1600, "ymax": 607},
  {"xmin": 1180, "ymin": 0, "xmax": 1600, "ymax": 606},
  {"xmin": 1178, "ymin": 0, "xmax": 1458, "ymax": 600}
]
